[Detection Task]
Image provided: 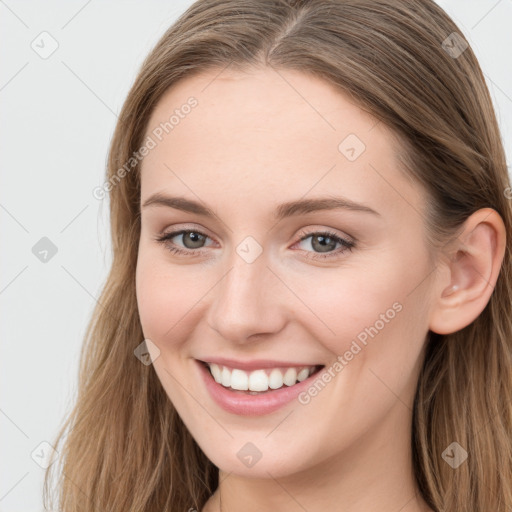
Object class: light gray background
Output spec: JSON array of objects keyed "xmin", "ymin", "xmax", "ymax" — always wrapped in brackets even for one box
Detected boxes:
[{"xmin": 1, "ymin": 1, "xmax": 511, "ymax": 510}]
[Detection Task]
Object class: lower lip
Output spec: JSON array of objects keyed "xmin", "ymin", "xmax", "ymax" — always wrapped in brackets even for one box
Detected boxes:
[{"xmin": 196, "ymin": 360, "xmax": 324, "ymax": 416}]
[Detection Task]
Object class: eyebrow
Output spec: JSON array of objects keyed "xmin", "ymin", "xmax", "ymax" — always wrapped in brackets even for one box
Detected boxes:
[{"xmin": 142, "ymin": 193, "xmax": 381, "ymax": 220}]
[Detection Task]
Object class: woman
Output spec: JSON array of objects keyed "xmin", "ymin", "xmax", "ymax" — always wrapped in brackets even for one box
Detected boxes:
[{"xmin": 44, "ymin": 1, "xmax": 512, "ymax": 511}]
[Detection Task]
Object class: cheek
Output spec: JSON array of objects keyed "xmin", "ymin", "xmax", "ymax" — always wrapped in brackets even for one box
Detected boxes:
[
  {"xmin": 135, "ymin": 249, "xmax": 198, "ymax": 344},
  {"xmin": 294, "ymin": 251, "xmax": 430, "ymax": 365},
  {"xmin": 292, "ymin": 274, "xmax": 403, "ymax": 351}
]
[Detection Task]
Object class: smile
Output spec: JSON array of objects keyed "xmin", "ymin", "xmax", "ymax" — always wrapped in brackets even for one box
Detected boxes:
[
  {"xmin": 203, "ymin": 362, "xmax": 322, "ymax": 393},
  {"xmin": 196, "ymin": 359, "xmax": 325, "ymax": 416}
]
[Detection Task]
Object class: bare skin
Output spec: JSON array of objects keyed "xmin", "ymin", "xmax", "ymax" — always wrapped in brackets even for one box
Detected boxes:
[{"xmin": 135, "ymin": 65, "xmax": 506, "ymax": 512}]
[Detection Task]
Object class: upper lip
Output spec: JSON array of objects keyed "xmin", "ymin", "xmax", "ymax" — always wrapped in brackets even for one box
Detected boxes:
[{"xmin": 197, "ymin": 357, "xmax": 324, "ymax": 371}]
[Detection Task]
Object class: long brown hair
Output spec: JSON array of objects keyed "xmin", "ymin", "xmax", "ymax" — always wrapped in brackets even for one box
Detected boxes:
[{"xmin": 44, "ymin": 1, "xmax": 512, "ymax": 510}]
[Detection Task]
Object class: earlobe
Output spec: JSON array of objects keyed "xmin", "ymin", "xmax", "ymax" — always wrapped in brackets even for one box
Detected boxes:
[{"xmin": 429, "ymin": 208, "xmax": 507, "ymax": 335}]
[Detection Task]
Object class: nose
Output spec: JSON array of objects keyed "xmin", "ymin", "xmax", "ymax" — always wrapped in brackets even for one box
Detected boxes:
[{"xmin": 205, "ymin": 251, "xmax": 288, "ymax": 343}]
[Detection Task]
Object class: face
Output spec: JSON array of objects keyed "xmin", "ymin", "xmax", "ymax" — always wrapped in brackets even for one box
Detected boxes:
[{"xmin": 136, "ymin": 65, "xmax": 436, "ymax": 479}]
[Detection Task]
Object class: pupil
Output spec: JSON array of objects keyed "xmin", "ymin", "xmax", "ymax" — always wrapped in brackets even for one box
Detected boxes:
[
  {"xmin": 185, "ymin": 232, "xmax": 204, "ymax": 248},
  {"xmin": 313, "ymin": 235, "xmax": 335, "ymax": 253}
]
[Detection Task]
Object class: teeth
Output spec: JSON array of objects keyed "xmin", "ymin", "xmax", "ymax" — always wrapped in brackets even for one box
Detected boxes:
[
  {"xmin": 269, "ymin": 368, "xmax": 283, "ymax": 389},
  {"xmin": 207, "ymin": 363, "xmax": 318, "ymax": 392},
  {"xmin": 210, "ymin": 363, "xmax": 222, "ymax": 383},
  {"xmin": 249, "ymin": 370, "xmax": 268, "ymax": 391},
  {"xmin": 283, "ymin": 367, "xmax": 297, "ymax": 386},
  {"xmin": 221, "ymin": 366, "xmax": 231, "ymax": 387},
  {"xmin": 231, "ymin": 369, "xmax": 249, "ymax": 391},
  {"xmin": 297, "ymin": 368, "xmax": 310, "ymax": 382}
]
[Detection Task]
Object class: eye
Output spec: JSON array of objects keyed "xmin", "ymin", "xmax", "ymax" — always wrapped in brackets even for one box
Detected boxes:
[
  {"xmin": 294, "ymin": 230, "xmax": 355, "ymax": 260},
  {"xmin": 154, "ymin": 228, "xmax": 356, "ymax": 260},
  {"xmin": 154, "ymin": 229, "xmax": 214, "ymax": 256}
]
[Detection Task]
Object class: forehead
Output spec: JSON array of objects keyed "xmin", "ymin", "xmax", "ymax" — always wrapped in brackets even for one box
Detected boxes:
[{"xmin": 140, "ymin": 66, "xmax": 423, "ymax": 219}]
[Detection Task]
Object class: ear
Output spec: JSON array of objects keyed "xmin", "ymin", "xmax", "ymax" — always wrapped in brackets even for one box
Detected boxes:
[{"xmin": 429, "ymin": 208, "xmax": 507, "ymax": 335}]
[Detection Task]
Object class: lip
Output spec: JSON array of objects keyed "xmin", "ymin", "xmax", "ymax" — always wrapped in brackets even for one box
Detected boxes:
[
  {"xmin": 198, "ymin": 356, "xmax": 322, "ymax": 372},
  {"xmin": 196, "ymin": 359, "xmax": 325, "ymax": 416}
]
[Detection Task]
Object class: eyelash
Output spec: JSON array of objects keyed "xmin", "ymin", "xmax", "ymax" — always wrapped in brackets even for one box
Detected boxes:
[{"xmin": 154, "ymin": 228, "xmax": 355, "ymax": 261}]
